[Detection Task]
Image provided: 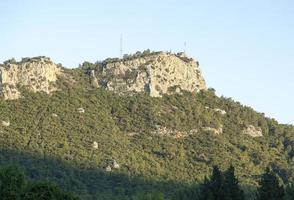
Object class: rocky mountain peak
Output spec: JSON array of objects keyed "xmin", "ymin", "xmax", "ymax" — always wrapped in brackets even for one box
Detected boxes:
[
  {"xmin": 0, "ymin": 56, "xmax": 62, "ymax": 100},
  {"xmin": 90, "ymin": 51, "xmax": 207, "ymax": 97},
  {"xmin": 0, "ymin": 51, "xmax": 207, "ymax": 99}
]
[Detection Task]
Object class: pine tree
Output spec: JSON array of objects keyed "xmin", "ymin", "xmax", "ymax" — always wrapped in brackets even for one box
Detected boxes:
[
  {"xmin": 21, "ymin": 181, "xmax": 79, "ymax": 200},
  {"xmin": 256, "ymin": 167, "xmax": 285, "ymax": 200},
  {"xmin": 198, "ymin": 166, "xmax": 225, "ymax": 200},
  {"xmin": 198, "ymin": 165, "xmax": 244, "ymax": 200},
  {"xmin": 285, "ymin": 183, "xmax": 294, "ymax": 200},
  {"xmin": 198, "ymin": 177, "xmax": 214, "ymax": 200},
  {"xmin": 223, "ymin": 165, "xmax": 244, "ymax": 200},
  {"xmin": 0, "ymin": 166, "xmax": 25, "ymax": 200},
  {"xmin": 210, "ymin": 166, "xmax": 225, "ymax": 200}
]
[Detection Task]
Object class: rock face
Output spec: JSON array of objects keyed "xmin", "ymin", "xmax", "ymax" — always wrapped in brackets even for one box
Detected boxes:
[
  {"xmin": 92, "ymin": 141, "xmax": 98, "ymax": 149},
  {"xmin": 0, "ymin": 57, "xmax": 61, "ymax": 100},
  {"xmin": 89, "ymin": 70, "xmax": 99, "ymax": 88},
  {"xmin": 151, "ymin": 126, "xmax": 198, "ymax": 138},
  {"xmin": 1, "ymin": 52, "xmax": 206, "ymax": 99},
  {"xmin": 77, "ymin": 108, "xmax": 85, "ymax": 113},
  {"xmin": 213, "ymin": 108, "xmax": 227, "ymax": 115},
  {"xmin": 92, "ymin": 52, "xmax": 206, "ymax": 97},
  {"xmin": 202, "ymin": 126, "xmax": 223, "ymax": 135},
  {"xmin": 112, "ymin": 160, "xmax": 120, "ymax": 169},
  {"xmin": 242, "ymin": 125, "xmax": 263, "ymax": 137},
  {"xmin": 105, "ymin": 166, "xmax": 112, "ymax": 172},
  {"xmin": 1, "ymin": 120, "xmax": 10, "ymax": 127}
]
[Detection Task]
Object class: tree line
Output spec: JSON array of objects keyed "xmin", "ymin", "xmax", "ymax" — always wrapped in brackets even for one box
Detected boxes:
[
  {"xmin": 0, "ymin": 166, "xmax": 78, "ymax": 200},
  {"xmin": 174, "ymin": 165, "xmax": 293, "ymax": 200},
  {"xmin": 1, "ymin": 164, "xmax": 293, "ymax": 200}
]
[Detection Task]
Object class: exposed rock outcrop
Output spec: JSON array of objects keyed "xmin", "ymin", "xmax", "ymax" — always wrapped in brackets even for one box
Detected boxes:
[
  {"xmin": 242, "ymin": 125, "xmax": 263, "ymax": 137},
  {"xmin": 0, "ymin": 57, "xmax": 61, "ymax": 100},
  {"xmin": 213, "ymin": 108, "xmax": 227, "ymax": 115},
  {"xmin": 112, "ymin": 160, "xmax": 120, "ymax": 169},
  {"xmin": 89, "ymin": 69, "xmax": 99, "ymax": 88},
  {"xmin": 105, "ymin": 166, "xmax": 112, "ymax": 172},
  {"xmin": 104, "ymin": 159, "xmax": 120, "ymax": 172},
  {"xmin": 77, "ymin": 108, "xmax": 85, "ymax": 113},
  {"xmin": 151, "ymin": 126, "xmax": 198, "ymax": 138},
  {"xmin": 1, "ymin": 120, "xmax": 10, "ymax": 127},
  {"xmin": 91, "ymin": 52, "xmax": 206, "ymax": 97},
  {"xmin": 202, "ymin": 126, "xmax": 223, "ymax": 135},
  {"xmin": 1, "ymin": 52, "xmax": 206, "ymax": 99},
  {"xmin": 205, "ymin": 107, "xmax": 227, "ymax": 115},
  {"xmin": 92, "ymin": 141, "xmax": 98, "ymax": 149}
]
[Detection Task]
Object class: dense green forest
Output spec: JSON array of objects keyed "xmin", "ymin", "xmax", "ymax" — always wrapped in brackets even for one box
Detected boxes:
[
  {"xmin": 0, "ymin": 165, "xmax": 78, "ymax": 200},
  {"xmin": 1, "ymin": 67, "xmax": 294, "ymax": 199}
]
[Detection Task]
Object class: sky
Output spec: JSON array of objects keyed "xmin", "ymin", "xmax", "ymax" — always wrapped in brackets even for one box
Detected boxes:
[{"xmin": 0, "ymin": 0, "xmax": 294, "ymax": 124}]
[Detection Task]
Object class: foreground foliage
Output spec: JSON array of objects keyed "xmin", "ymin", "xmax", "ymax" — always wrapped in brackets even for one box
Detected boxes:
[{"xmin": 0, "ymin": 166, "xmax": 78, "ymax": 200}]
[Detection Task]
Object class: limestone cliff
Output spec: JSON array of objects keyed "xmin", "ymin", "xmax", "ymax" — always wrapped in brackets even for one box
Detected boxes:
[
  {"xmin": 91, "ymin": 52, "xmax": 206, "ymax": 97},
  {"xmin": 0, "ymin": 51, "xmax": 207, "ymax": 99},
  {"xmin": 0, "ymin": 57, "xmax": 62, "ymax": 100}
]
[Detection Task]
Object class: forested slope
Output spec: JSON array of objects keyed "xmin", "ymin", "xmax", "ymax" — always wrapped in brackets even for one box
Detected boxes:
[{"xmin": 1, "ymin": 55, "xmax": 294, "ymax": 199}]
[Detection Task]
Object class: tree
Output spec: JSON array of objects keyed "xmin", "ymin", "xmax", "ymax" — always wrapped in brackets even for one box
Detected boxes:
[
  {"xmin": 21, "ymin": 181, "xmax": 79, "ymax": 200},
  {"xmin": 0, "ymin": 165, "xmax": 25, "ymax": 200},
  {"xmin": 198, "ymin": 165, "xmax": 244, "ymax": 200},
  {"xmin": 256, "ymin": 167, "xmax": 285, "ymax": 200},
  {"xmin": 0, "ymin": 165, "xmax": 79, "ymax": 200},
  {"xmin": 172, "ymin": 186, "xmax": 199, "ymax": 200},
  {"xmin": 210, "ymin": 166, "xmax": 225, "ymax": 200},
  {"xmin": 285, "ymin": 183, "xmax": 294, "ymax": 200},
  {"xmin": 132, "ymin": 192, "xmax": 164, "ymax": 200},
  {"xmin": 223, "ymin": 165, "xmax": 244, "ymax": 200},
  {"xmin": 198, "ymin": 166, "xmax": 225, "ymax": 200}
]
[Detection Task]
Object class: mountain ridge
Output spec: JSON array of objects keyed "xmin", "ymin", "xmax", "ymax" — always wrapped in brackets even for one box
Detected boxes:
[{"xmin": 0, "ymin": 51, "xmax": 206, "ymax": 99}]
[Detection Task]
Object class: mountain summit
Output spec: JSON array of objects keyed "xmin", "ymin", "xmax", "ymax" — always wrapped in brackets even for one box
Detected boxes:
[
  {"xmin": 87, "ymin": 51, "xmax": 206, "ymax": 97},
  {"xmin": 0, "ymin": 51, "xmax": 206, "ymax": 99}
]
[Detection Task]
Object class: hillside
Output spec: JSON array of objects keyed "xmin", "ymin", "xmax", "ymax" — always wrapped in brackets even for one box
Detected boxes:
[{"xmin": 1, "ymin": 51, "xmax": 294, "ymax": 199}]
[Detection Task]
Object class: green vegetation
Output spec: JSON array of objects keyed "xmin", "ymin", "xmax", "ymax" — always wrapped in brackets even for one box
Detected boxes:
[
  {"xmin": 79, "ymin": 49, "xmax": 160, "ymax": 70},
  {"xmin": 256, "ymin": 167, "xmax": 285, "ymax": 200},
  {"xmin": 0, "ymin": 166, "xmax": 78, "ymax": 200},
  {"xmin": 174, "ymin": 165, "xmax": 244, "ymax": 200},
  {"xmin": 1, "ymin": 68, "xmax": 294, "ymax": 199}
]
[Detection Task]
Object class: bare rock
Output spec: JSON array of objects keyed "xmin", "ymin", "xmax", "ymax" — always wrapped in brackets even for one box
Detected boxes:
[
  {"xmin": 202, "ymin": 126, "xmax": 223, "ymax": 135},
  {"xmin": 213, "ymin": 108, "xmax": 227, "ymax": 115},
  {"xmin": 105, "ymin": 166, "xmax": 112, "ymax": 172},
  {"xmin": 1, "ymin": 120, "xmax": 10, "ymax": 127},
  {"xmin": 89, "ymin": 70, "xmax": 99, "ymax": 88},
  {"xmin": 113, "ymin": 160, "xmax": 120, "ymax": 169},
  {"xmin": 92, "ymin": 141, "xmax": 98, "ymax": 149},
  {"xmin": 151, "ymin": 126, "xmax": 198, "ymax": 138},
  {"xmin": 242, "ymin": 125, "xmax": 263, "ymax": 137},
  {"xmin": 90, "ymin": 52, "xmax": 206, "ymax": 97},
  {"xmin": 77, "ymin": 108, "xmax": 85, "ymax": 113},
  {"xmin": 0, "ymin": 57, "xmax": 62, "ymax": 100},
  {"xmin": 127, "ymin": 132, "xmax": 139, "ymax": 137}
]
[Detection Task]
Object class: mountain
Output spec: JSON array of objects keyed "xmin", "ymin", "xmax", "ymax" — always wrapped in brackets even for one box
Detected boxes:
[{"xmin": 1, "ymin": 51, "xmax": 294, "ymax": 199}]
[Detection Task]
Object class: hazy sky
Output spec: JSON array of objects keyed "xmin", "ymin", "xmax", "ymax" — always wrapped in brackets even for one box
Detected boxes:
[{"xmin": 1, "ymin": 0, "xmax": 294, "ymax": 124}]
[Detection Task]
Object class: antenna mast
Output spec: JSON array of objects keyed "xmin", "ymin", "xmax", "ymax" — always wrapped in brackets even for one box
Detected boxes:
[
  {"xmin": 120, "ymin": 33, "xmax": 123, "ymax": 58},
  {"xmin": 184, "ymin": 41, "xmax": 187, "ymax": 54}
]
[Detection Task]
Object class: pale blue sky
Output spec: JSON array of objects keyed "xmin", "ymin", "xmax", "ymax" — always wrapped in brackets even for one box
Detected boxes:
[{"xmin": 1, "ymin": 0, "xmax": 294, "ymax": 124}]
